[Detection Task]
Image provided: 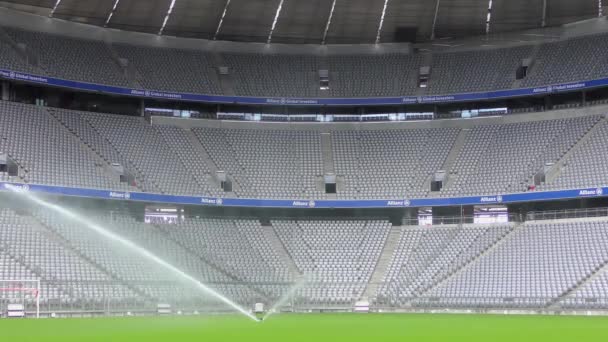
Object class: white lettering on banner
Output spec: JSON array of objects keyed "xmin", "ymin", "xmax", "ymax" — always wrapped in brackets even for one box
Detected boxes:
[
  {"xmin": 579, "ymin": 188, "xmax": 604, "ymax": 197},
  {"xmin": 292, "ymin": 201, "xmax": 307, "ymax": 206},
  {"xmin": 291, "ymin": 200, "xmax": 316, "ymax": 208},
  {"xmin": 130, "ymin": 89, "xmax": 182, "ymax": 99},
  {"xmin": 201, "ymin": 198, "xmax": 222, "ymax": 205},
  {"xmin": 265, "ymin": 98, "xmax": 319, "ymax": 105},
  {"xmin": 386, "ymin": 199, "xmax": 411, "ymax": 207},
  {"xmin": 13, "ymin": 73, "xmax": 48, "ymax": 83},
  {"xmin": 532, "ymin": 87, "xmax": 548, "ymax": 93},
  {"xmin": 553, "ymin": 83, "xmax": 586, "ymax": 91},
  {"xmin": 149, "ymin": 91, "xmax": 182, "ymax": 99},
  {"xmin": 4, "ymin": 183, "xmax": 29, "ymax": 192},
  {"xmin": 480, "ymin": 196, "xmax": 502, "ymax": 203},
  {"xmin": 420, "ymin": 95, "xmax": 456, "ymax": 103},
  {"xmin": 109, "ymin": 191, "xmax": 129, "ymax": 199}
]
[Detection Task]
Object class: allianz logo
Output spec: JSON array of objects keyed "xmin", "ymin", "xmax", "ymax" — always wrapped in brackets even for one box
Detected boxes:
[
  {"xmin": 109, "ymin": 191, "xmax": 130, "ymax": 199},
  {"xmin": 292, "ymin": 200, "xmax": 316, "ymax": 208},
  {"xmin": 4, "ymin": 183, "xmax": 29, "ymax": 192},
  {"xmin": 579, "ymin": 188, "xmax": 603, "ymax": 196},
  {"xmin": 201, "ymin": 198, "xmax": 223, "ymax": 205},
  {"xmin": 387, "ymin": 199, "xmax": 411, "ymax": 207},
  {"xmin": 480, "ymin": 195, "xmax": 503, "ymax": 203}
]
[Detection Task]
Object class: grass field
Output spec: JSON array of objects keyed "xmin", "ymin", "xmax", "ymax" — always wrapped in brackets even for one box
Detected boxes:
[{"xmin": 1, "ymin": 313, "xmax": 608, "ymax": 341}]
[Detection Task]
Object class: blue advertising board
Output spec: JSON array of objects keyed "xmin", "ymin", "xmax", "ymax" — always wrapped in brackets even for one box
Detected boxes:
[
  {"xmin": 0, "ymin": 68, "xmax": 603, "ymax": 107},
  {"xmin": 1, "ymin": 182, "xmax": 605, "ymax": 209}
]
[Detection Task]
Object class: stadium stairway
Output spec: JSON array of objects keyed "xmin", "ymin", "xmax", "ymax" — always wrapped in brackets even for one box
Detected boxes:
[
  {"xmin": 0, "ymin": 154, "xmax": 26, "ymax": 183},
  {"xmin": 415, "ymin": 221, "xmax": 523, "ymax": 297},
  {"xmin": 0, "ymin": 26, "xmax": 44, "ymax": 74},
  {"xmin": 432, "ymin": 128, "xmax": 470, "ymax": 192},
  {"xmin": 0, "ymin": 246, "xmax": 70, "ymax": 300},
  {"xmin": 151, "ymin": 223, "xmax": 272, "ymax": 299},
  {"xmin": 26, "ymin": 212, "xmax": 153, "ymax": 301},
  {"xmin": 414, "ymin": 52, "xmax": 433, "ymax": 96},
  {"xmin": 43, "ymin": 108, "xmax": 137, "ymax": 191},
  {"xmin": 361, "ymin": 225, "xmax": 403, "ymax": 301},
  {"xmin": 46, "ymin": 108, "xmax": 151, "ymax": 193},
  {"xmin": 211, "ymin": 130, "xmax": 253, "ymax": 196},
  {"xmin": 84, "ymin": 116, "xmax": 164, "ymax": 193},
  {"xmin": 546, "ymin": 217, "xmax": 608, "ymax": 309},
  {"xmin": 183, "ymin": 129, "xmax": 227, "ymax": 194},
  {"xmin": 400, "ymin": 226, "xmax": 463, "ymax": 294},
  {"xmin": 261, "ymin": 222, "xmax": 302, "ymax": 280},
  {"xmin": 188, "ymin": 127, "xmax": 248, "ymax": 196},
  {"xmin": 510, "ymin": 43, "xmax": 543, "ymax": 89},
  {"xmin": 210, "ymin": 52, "xmax": 236, "ymax": 96},
  {"xmin": 105, "ymin": 41, "xmax": 142, "ymax": 89},
  {"xmin": 320, "ymin": 133, "xmax": 336, "ymax": 175},
  {"xmin": 544, "ymin": 114, "xmax": 608, "ymax": 184},
  {"xmin": 5, "ymin": 211, "xmax": 79, "ymax": 299}
]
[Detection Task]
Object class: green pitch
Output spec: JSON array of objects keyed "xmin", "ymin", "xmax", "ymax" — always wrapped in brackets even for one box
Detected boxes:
[{"xmin": 2, "ymin": 313, "xmax": 608, "ymax": 342}]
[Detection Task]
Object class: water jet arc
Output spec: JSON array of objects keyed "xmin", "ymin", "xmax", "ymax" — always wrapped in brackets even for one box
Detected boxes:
[{"xmin": 5, "ymin": 184, "xmax": 259, "ymax": 322}]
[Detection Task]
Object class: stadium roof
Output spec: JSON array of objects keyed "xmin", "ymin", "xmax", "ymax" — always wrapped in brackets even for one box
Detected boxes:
[{"xmin": 0, "ymin": 0, "xmax": 603, "ymax": 44}]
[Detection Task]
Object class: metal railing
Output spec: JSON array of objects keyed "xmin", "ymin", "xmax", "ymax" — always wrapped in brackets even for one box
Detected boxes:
[
  {"xmin": 403, "ymin": 213, "xmax": 517, "ymax": 226},
  {"xmin": 527, "ymin": 207, "xmax": 608, "ymax": 221},
  {"xmin": 6, "ymin": 294, "xmax": 608, "ymax": 318}
]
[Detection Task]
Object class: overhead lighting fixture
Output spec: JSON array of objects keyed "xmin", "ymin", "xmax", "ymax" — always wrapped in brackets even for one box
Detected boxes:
[
  {"xmin": 159, "ymin": 0, "xmax": 177, "ymax": 35},
  {"xmin": 214, "ymin": 0, "xmax": 232, "ymax": 40},
  {"xmin": 375, "ymin": 0, "xmax": 391, "ymax": 44},
  {"xmin": 485, "ymin": 0, "xmax": 493, "ymax": 34},
  {"xmin": 321, "ymin": 0, "xmax": 337, "ymax": 44},
  {"xmin": 430, "ymin": 0, "xmax": 441, "ymax": 40},
  {"xmin": 267, "ymin": 0, "xmax": 286, "ymax": 44},
  {"xmin": 105, "ymin": 0, "xmax": 121, "ymax": 27},
  {"xmin": 50, "ymin": 0, "xmax": 62, "ymax": 17}
]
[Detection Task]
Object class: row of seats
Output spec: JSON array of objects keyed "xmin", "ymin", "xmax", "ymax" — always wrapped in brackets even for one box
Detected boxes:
[
  {"xmin": 4, "ymin": 203, "xmax": 608, "ymax": 310},
  {"xmin": 3, "ymin": 26, "xmax": 608, "ymax": 97},
  {"xmin": 1, "ymin": 102, "xmax": 607, "ymax": 198},
  {"xmin": 421, "ymin": 219, "xmax": 608, "ymax": 308}
]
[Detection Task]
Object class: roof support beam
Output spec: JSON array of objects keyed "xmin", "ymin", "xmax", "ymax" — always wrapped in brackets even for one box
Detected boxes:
[
  {"xmin": 430, "ymin": 0, "xmax": 441, "ymax": 40},
  {"xmin": 600, "ymin": 0, "xmax": 604, "ymax": 17},
  {"xmin": 159, "ymin": 0, "xmax": 177, "ymax": 35},
  {"xmin": 267, "ymin": 0, "xmax": 286, "ymax": 43},
  {"xmin": 105, "ymin": 0, "xmax": 121, "ymax": 27},
  {"xmin": 321, "ymin": 0, "xmax": 337, "ymax": 44},
  {"xmin": 214, "ymin": 0, "xmax": 232, "ymax": 40},
  {"xmin": 375, "ymin": 0, "xmax": 391, "ymax": 44},
  {"xmin": 49, "ymin": 0, "xmax": 62, "ymax": 17}
]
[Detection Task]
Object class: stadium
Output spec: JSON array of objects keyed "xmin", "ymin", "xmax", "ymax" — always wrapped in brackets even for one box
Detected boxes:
[{"xmin": 1, "ymin": 0, "xmax": 608, "ymax": 340}]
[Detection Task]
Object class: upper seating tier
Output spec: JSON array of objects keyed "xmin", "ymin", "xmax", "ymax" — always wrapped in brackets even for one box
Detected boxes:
[{"xmin": 1, "ymin": 26, "xmax": 608, "ymax": 99}]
